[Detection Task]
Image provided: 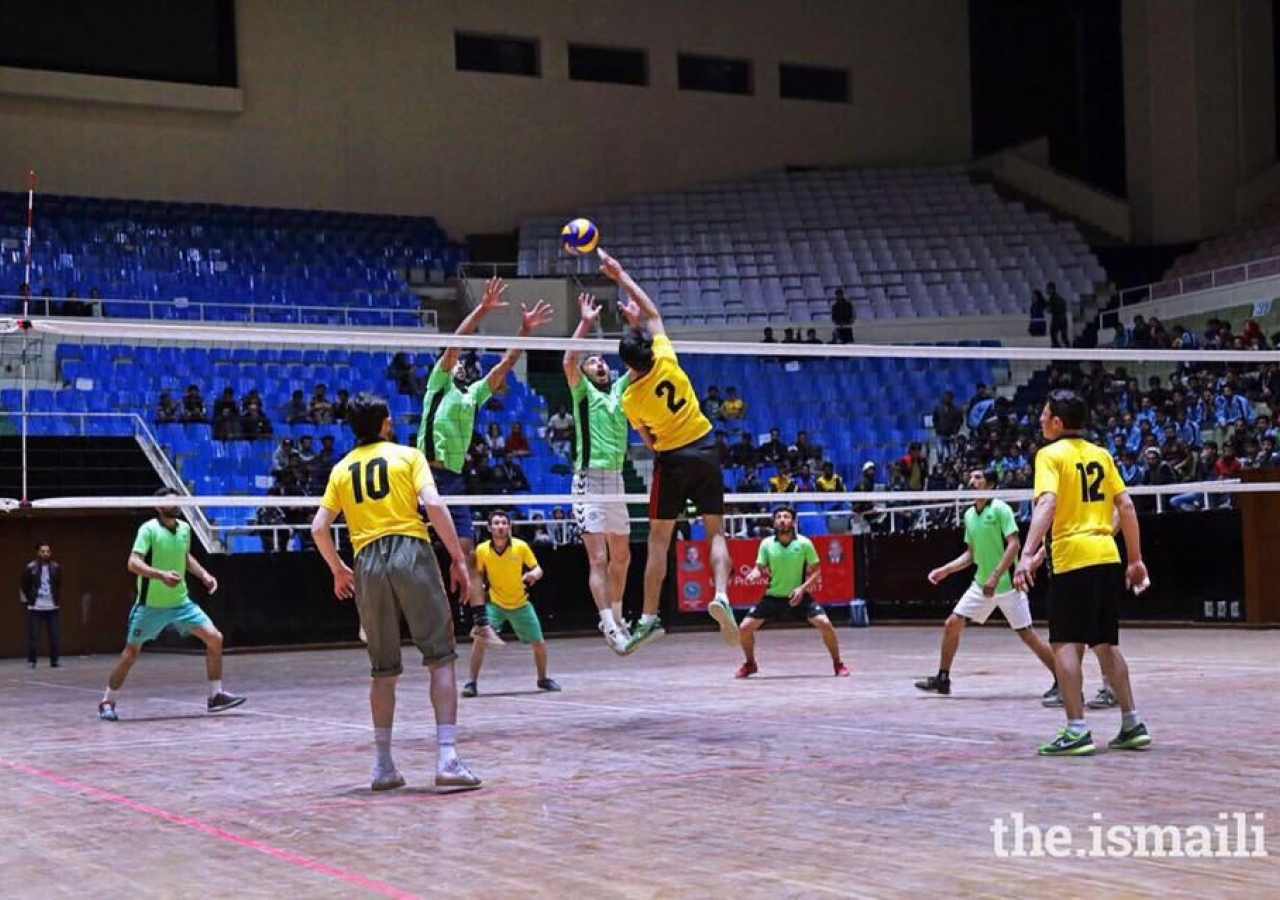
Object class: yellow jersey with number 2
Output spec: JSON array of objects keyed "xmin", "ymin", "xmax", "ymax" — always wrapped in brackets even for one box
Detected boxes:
[
  {"xmin": 1033, "ymin": 437, "xmax": 1125, "ymax": 575},
  {"xmin": 320, "ymin": 441, "xmax": 433, "ymax": 556},
  {"xmin": 620, "ymin": 335, "xmax": 712, "ymax": 452}
]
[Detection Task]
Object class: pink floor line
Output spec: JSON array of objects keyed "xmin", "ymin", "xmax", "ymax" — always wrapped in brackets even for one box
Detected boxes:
[{"xmin": 0, "ymin": 756, "xmax": 422, "ymax": 900}]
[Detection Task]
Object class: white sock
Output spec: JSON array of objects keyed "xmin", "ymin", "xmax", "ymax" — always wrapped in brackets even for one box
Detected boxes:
[
  {"xmin": 640, "ymin": 613, "xmax": 658, "ymax": 626},
  {"xmin": 437, "ymin": 724, "xmax": 459, "ymax": 766},
  {"xmin": 714, "ymin": 591, "xmax": 729, "ymax": 603},
  {"xmin": 1122, "ymin": 710, "xmax": 1140, "ymax": 729},
  {"xmin": 599, "ymin": 609, "xmax": 617, "ymax": 631},
  {"xmin": 374, "ymin": 726, "xmax": 394, "ymax": 771},
  {"xmin": 103, "ymin": 687, "xmax": 118, "ymax": 703},
  {"xmin": 611, "ymin": 601, "xmax": 623, "ymax": 621},
  {"xmin": 1067, "ymin": 718, "xmax": 1088, "ymax": 735},
  {"xmin": 208, "ymin": 679, "xmax": 223, "ymax": 698}
]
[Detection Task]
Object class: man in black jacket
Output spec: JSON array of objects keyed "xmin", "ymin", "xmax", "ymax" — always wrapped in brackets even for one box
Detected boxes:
[{"xmin": 20, "ymin": 543, "xmax": 62, "ymax": 668}]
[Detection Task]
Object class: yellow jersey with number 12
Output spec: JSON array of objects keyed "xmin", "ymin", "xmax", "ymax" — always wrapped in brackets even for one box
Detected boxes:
[
  {"xmin": 620, "ymin": 335, "xmax": 712, "ymax": 452},
  {"xmin": 320, "ymin": 441, "xmax": 433, "ymax": 556},
  {"xmin": 1033, "ymin": 437, "xmax": 1125, "ymax": 575}
]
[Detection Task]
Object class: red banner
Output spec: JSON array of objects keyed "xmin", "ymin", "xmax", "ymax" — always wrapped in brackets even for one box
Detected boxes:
[{"xmin": 675, "ymin": 535, "xmax": 855, "ymax": 612}]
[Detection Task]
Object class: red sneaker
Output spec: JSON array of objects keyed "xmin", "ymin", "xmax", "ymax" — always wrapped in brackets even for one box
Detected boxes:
[
  {"xmin": 734, "ymin": 661, "xmax": 758, "ymax": 679},
  {"xmin": 833, "ymin": 662, "xmax": 851, "ymax": 677}
]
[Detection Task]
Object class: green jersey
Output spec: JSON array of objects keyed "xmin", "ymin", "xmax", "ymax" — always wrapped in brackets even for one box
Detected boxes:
[
  {"xmin": 570, "ymin": 373, "xmax": 631, "ymax": 471},
  {"xmin": 756, "ymin": 533, "xmax": 819, "ymax": 596},
  {"xmin": 132, "ymin": 518, "xmax": 192, "ymax": 608},
  {"xmin": 416, "ymin": 363, "xmax": 493, "ymax": 473},
  {"xmin": 963, "ymin": 499, "xmax": 1018, "ymax": 592}
]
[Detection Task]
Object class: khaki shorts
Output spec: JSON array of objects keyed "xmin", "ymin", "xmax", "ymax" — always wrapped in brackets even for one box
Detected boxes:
[{"xmin": 354, "ymin": 533, "xmax": 456, "ymax": 677}]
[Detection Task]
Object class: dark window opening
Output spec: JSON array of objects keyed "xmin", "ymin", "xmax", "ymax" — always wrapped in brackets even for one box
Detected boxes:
[
  {"xmin": 779, "ymin": 63, "xmax": 849, "ymax": 103},
  {"xmin": 678, "ymin": 53, "xmax": 752, "ymax": 96},
  {"xmin": 569, "ymin": 44, "xmax": 647, "ymax": 86},
  {"xmin": 455, "ymin": 32, "xmax": 540, "ymax": 77}
]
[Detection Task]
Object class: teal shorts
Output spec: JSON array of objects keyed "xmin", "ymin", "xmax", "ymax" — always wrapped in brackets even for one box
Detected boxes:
[
  {"xmin": 125, "ymin": 599, "xmax": 213, "ymax": 646},
  {"xmin": 488, "ymin": 602, "xmax": 544, "ymax": 644}
]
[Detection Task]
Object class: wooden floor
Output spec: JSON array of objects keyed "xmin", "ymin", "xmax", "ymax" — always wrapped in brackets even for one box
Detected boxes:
[{"xmin": 0, "ymin": 626, "xmax": 1275, "ymax": 899}]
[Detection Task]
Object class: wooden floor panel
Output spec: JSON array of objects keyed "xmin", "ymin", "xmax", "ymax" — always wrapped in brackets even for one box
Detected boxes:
[{"xmin": 0, "ymin": 627, "xmax": 1275, "ymax": 899}]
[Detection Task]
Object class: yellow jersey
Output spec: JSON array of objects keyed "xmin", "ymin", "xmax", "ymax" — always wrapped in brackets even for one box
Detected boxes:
[
  {"xmin": 476, "ymin": 537, "xmax": 539, "ymax": 609},
  {"xmin": 320, "ymin": 442, "xmax": 432, "ymax": 556},
  {"xmin": 1033, "ymin": 437, "xmax": 1126, "ymax": 574},
  {"xmin": 620, "ymin": 335, "xmax": 713, "ymax": 452}
]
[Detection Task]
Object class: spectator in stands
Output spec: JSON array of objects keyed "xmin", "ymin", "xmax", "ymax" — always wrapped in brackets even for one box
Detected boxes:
[
  {"xmin": 489, "ymin": 455, "xmax": 529, "ymax": 493},
  {"xmin": 804, "ymin": 328, "xmax": 823, "ymax": 344},
  {"xmin": 768, "ymin": 464, "xmax": 797, "ymax": 494},
  {"xmin": 388, "ymin": 352, "xmax": 419, "ymax": 395},
  {"xmin": 720, "ymin": 387, "xmax": 745, "ymax": 422},
  {"xmin": 87, "ymin": 287, "xmax": 102, "ymax": 317},
  {"xmin": 714, "ymin": 431, "xmax": 733, "ymax": 466},
  {"xmin": 900, "ymin": 442, "xmax": 928, "ymax": 490},
  {"xmin": 816, "ymin": 461, "xmax": 845, "ymax": 493},
  {"xmin": 181, "ymin": 385, "xmax": 207, "ymax": 423},
  {"xmin": 212, "ymin": 387, "xmax": 237, "ymax": 423},
  {"xmin": 1170, "ymin": 325, "xmax": 1197, "ymax": 350},
  {"xmin": 1256, "ymin": 434, "xmax": 1278, "ymax": 467},
  {"xmin": 702, "ymin": 385, "xmax": 723, "ymax": 420},
  {"xmin": 295, "ymin": 435, "xmax": 317, "ymax": 468},
  {"xmin": 239, "ymin": 388, "xmax": 263, "ymax": 416},
  {"xmin": 759, "ymin": 428, "xmax": 786, "ymax": 465},
  {"xmin": 253, "ymin": 487, "xmax": 289, "ymax": 553},
  {"xmin": 831, "ymin": 288, "xmax": 855, "ymax": 344},
  {"xmin": 967, "ymin": 384, "xmax": 994, "ymax": 430},
  {"xmin": 155, "ymin": 391, "xmax": 180, "ymax": 424},
  {"xmin": 213, "ymin": 405, "xmax": 240, "ymax": 441},
  {"xmin": 332, "ymin": 388, "xmax": 350, "ymax": 423},
  {"xmin": 1142, "ymin": 448, "xmax": 1176, "ymax": 486},
  {"xmin": 241, "ymin": 402, "xmax": 273, "ymax": 440},
  {"xmin": 309, "ymin": 384, "xmax": 334, "ymax": 424},
  {"xmin": 64, "ymin": 289, "xmax": 90, "ymax": 317},
  {"xmin": 739, "ymin": 464, "xmax": 763, "ymax": 493},
  {"xmin": 733, "ymin": 433, "xmax": 757, "ymax": 467},
  {"xmin": 762, "ymin": 327, "xmax": 776, "ymax": 343},
  {"xmin": 549, "ymin": 507, "xmax": 580, "ymax": 547},
  {"xmin": 1110, "ymin": 322, "xmax": 1128, "ymax": 348},
  {"xmin": 484, "ymin": 422, "xmax": 506, "ymax": 458},
  {"xmin": 1046, "ymin": 281, "xmax": 1069, "ymax": 348},
  {"xmin": 312, "ymin": 435, "xmax": 336, "ymax": 479},
  {"xmin": 1217, "ymin": 383, "xmax": 1254, "ymax": 428},
  {"xmin": 546, "ymin": 403, "xmax": 574, "ymax": 458},
  {"xmin": 793, "ymin": 463, "xmax": 815, "ymax": 491},
  {"xmin": 782, "ymin": 327, "xmax": 797, "ymax": 343},
  {"xmin": 37, "ymin": 287, "xmax": 55, "ymax": 317},
  {"xmin": 932, "ymin": 390, "xmax": 963, "ymax": 459},
  {"xmin": 271, "ymin": 438, "xmax": 295, "ymax": 476},
  {"xmin": 788, "ymin": 431, "xmax": 821, "ymax": 468},
  {"xmin": 506, "ymin": 422, "xmax": 531, "ymax": 457},
  {"xmin": 285, "ymin": 389, "xmax": 309, "ymax": 425},
  {"xmin": 1028, "ymin": 289, "xmax": 1048, "ymax": 338}
]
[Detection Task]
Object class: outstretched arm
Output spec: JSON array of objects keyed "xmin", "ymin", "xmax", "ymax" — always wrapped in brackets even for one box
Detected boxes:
[
  {"xmin": 485, "ymin": 300, "xmax": 555, "ymax": 393},
  {"xmin": 599, "ymin": 249, "xmax": 665, "ymax": 336},
  {"xmin": 563, "ymin": 293, "xmax": 601, "ymax": 389},
  {"xmin": 928, "ymin": 548, "xmax": 973, "ymax": 585},
  {"xmin": 438, "ymin": 277, "xmax": 509, "ymax": 373}
]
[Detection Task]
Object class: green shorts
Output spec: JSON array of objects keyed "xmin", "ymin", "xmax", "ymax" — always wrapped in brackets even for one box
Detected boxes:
[
  {"xmin": 488, "ymin": 601, "xmax": 544, "ymax": 644},
  {"xmin": 125, "ymin": 599, "xmax": 213, "ymax": 645}
]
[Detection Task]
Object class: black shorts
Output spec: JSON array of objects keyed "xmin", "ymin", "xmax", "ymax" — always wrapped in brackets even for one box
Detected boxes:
[
  {"xmin": 1048, "ymin": 563, "xmax": 1123, "ymax": 647},
  {"xmin": 650, "ymin": 433, "xmax": 724, "ymax": 520},
  {"xmin": 746, "ymin": 593, "xmax": 826, "ymax": 623}
]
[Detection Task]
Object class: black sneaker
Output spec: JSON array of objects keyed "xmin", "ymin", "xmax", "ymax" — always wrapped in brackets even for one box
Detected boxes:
[
  {"xmin": 537, "ymin": 678, "xmax": 562, "ymax": 692},
  {"xmin": 1041, "ymin": 684, "xmax": 1063, "ymax": 707},
  {"xmin": 915, "ymin": 675, "xmax": 951, "ymax": 695},
  {"xmin": 1108, "ymin": 722, "xmax": 1152, "ymax": 750},
  {"xmin": 98, "ymin": 700, "xmax": 119, "ymax": 722},
  {"xmin": 207, "ymin": 692, "xmax": 247, "ymax": 713},
  {"xmin": 1086, "ymin": 687, "xmax": 1118, "ymax": 709},
  {"xmin": 461, "ymin": 681, "xmax": 478, "ymax": 698}
]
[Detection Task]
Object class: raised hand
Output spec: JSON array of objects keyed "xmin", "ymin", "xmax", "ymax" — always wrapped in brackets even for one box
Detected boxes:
[
  {"xmin": 479, "ymin": 276, "xmax": 509, "ymax": 312},
  {"xmin": 578, "ymin": 292, "xmax": 601, "ymax": 325},
  {"xmin": 618, "ymin": 296, "xmax": 642, "ymax": 328},
  {"xmin": 521, "ymin": 299, "xmax": 554, "ymax": 333},
  {"xmin": 598, "ymin": 248, "xmax": 623, "ymax": 282}
]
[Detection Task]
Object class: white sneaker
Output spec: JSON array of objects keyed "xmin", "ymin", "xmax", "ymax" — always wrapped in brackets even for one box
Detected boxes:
[
  {"xmin": 471, "ymin": 624, "xmax": 506, "ymax": 648},
  {"xmin": 436, "ymin": 758, "xmax": 482, "ymax": 790},
  {"xmin": 707, "ymin": 595, "xmax": 741, "ymax": 647},
  {"xmin": 604, "ymin": 627, "xmax": 629, "ymax": 655}
]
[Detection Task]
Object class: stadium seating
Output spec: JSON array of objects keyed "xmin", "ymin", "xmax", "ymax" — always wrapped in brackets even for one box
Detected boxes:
[
  {"xmin": 518, "ymin": 167, "xmax": 1105, "ymax": 323},
  {"xmin": 0, "ymin": 193, "xmax": 466, "ymax": 324}
]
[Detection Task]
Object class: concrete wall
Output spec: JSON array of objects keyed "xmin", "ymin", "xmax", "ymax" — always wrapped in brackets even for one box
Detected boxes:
[{"xmin": 0, "ymin": 0, "xmax": 972, "ymax": 237}]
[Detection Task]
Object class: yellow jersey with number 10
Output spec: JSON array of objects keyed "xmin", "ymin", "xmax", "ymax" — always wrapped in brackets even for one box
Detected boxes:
[
  {"xmin": 1033, "ymin": 437, "xmax": 1125, "ymax": 575},
  {"xmin": 620, "ymin": 335, "xmax": 712, "ymax": 452},
  {"xmin": 320, "ymin": 441, "xmax": 433, "ymax": 556}
]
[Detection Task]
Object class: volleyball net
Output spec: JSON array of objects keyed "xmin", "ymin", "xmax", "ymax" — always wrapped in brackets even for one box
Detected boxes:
[{"xmin": 2, "ymin": 308, "xmax": 1277, "ymax": 559}]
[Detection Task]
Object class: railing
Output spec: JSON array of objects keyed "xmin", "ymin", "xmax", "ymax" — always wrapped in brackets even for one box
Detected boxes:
[
  {"xmin": 0, "ymin": 293, "xmax": 439, "ymax": 331},
  {"xmin": 1107, "ymin": 253, "xmax": 1280, "ymax": 324}
]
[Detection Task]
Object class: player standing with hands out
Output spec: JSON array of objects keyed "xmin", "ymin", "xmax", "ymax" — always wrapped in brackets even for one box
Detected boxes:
[{"xmin": 1013, "ymin": 390, "xmax": 1152, "ymax": 756}]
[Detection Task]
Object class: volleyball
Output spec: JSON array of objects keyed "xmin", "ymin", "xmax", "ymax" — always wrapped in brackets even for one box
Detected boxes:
[{"xmin": 561, "ymin": 218, "xmax": 600, "ymax": 255}]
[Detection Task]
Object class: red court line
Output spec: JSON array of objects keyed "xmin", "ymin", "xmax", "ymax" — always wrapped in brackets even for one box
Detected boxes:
[{"xmin": 0, "ymin": 756, "xmax": 422, "ymax": 900}]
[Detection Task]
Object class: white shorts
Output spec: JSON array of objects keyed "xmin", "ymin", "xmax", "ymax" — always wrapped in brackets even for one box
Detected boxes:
[
  {"xmin": 572, "ymin": 469, "xmax": 631, "ymax": 536},
  {"xmin": 952, "ymin": 583, "xmax": 1033, "ymax": 630}
]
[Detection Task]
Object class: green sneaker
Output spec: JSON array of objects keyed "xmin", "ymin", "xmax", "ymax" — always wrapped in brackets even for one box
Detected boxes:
[
  {"xmin": 1037, "ymin": 727, "xmax": 1096, "ymax": 756},
  {"xmin": 1108, "ymin": 722, "xmax": 1152, "ymax": 750},
  {"xmin": 623, "ymin": 618, "xmax": 665, "ymax": 655},
  {"xmin": 707, "ymin": 596, "xmax": 741, "ymax": 647}
]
